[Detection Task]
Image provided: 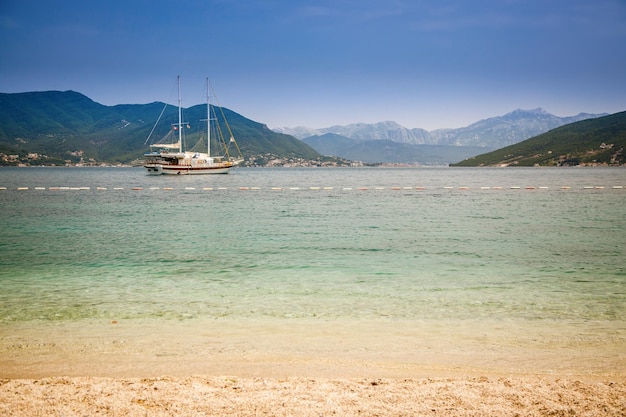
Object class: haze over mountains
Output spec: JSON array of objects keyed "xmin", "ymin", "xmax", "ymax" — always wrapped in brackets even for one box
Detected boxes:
[
  {"xmin": 274, "ymin": 109, "xmax": 606, "ymax": 165},
  {"xmin": 276, "ymin": 109, "xmax": 604, "ymax": 147}
]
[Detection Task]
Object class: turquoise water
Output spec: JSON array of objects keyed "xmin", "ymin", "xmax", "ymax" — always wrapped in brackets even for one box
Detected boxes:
[{"xmin": 1, "ymin": 167, "xmax": 625, "ymax": 326}]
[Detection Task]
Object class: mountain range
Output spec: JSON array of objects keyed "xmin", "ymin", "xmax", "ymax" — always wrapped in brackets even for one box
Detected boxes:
[
  {"xmin": 274, "ymin": 109, "xmax": 606, "ymax": 164},
  {"xmin": 275, "ymin": 109, "xmax": 606, "ymax": 147},
  {"xmin": 0, "ymin": 89, "xmax": 619, "ymax": 166},
  {"xmin": 0, "ymin": 90, "xmax": 323, "ymax": 166},
  {"xmin": 451, "ymin": 110, "xmax": 626, "ymax": 167}
]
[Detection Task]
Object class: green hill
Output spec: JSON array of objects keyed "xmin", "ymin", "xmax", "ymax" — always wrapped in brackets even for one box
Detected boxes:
[
  {"xmin": 0, "ymin": 90, "xmax": 321, "ymax": 166},
  {"xmin": 451, "ymin": 111, "xmax": 626, "ymax": 167}
]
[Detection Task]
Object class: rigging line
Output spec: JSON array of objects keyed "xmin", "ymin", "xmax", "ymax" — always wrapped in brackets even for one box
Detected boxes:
[
  {"xmin": 209, "ymin": 81, "xmax": 243, "ymax": 158},
  {"xmin": 145, "ymin": 78, "xmax": 179, "ymax": 145},
  {"xmin": 210, "ymin": 104, "xmax": 230, "ymax": 159},
  {"xmin": 144, "ymin": 102, "xmax": 170, "ymax": 145}
]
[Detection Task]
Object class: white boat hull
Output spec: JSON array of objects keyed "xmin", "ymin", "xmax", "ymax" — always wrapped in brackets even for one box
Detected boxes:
[{"xmin": 145, "ymin": 164, "xmax": 231, "ymax": 175}]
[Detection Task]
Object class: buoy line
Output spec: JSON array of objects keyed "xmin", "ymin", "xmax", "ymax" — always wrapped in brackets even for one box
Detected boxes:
[{"xmin": 1, "ymin": 185, "xmax": 624, "ymax": 192}]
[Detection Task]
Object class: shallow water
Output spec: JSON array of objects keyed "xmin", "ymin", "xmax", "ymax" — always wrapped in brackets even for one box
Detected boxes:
[{"xmin": 1, "ymin": 167, "xmax": 625, "ymax": 376}]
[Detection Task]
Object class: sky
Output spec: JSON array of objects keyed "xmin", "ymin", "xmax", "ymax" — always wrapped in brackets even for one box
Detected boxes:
[{"xmin": 0, "ymin": 0, "xmax": 625, "ymax": 130}]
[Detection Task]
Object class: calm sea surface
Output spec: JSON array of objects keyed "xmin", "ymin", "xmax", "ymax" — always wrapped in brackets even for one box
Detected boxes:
[{"xmin": 1, "ymin": 166, "xmax": 624, "ymax": 327}]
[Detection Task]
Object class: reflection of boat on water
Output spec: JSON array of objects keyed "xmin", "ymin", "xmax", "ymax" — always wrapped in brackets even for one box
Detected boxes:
[{"xmin": 144, "ymin": 76, "xmax": 243, "ymax": 175}]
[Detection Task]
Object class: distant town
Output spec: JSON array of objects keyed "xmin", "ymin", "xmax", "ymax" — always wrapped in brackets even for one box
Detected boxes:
[{"xmin": 0, "ymin": 151, "xmax": 364, "ymax": 168}]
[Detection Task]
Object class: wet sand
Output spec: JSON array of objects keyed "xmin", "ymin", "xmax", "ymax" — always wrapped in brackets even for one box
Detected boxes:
[{"xmin": 1, "ymin": 319, "xmax": 625, "ymax": 415}]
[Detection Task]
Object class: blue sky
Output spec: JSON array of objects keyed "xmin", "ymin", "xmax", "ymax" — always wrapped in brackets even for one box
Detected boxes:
[{"xmin": 1, "ymin": 0, "xmax": 625, "ymax": 130}]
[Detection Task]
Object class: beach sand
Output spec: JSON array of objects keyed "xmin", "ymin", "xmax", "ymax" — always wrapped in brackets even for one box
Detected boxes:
[
  {"xmin": 1, "ymin": 319, "xmax": 625, "ymax": 416},
  {"xmin": 2, "ymin": 376, "xmax": 625, "ymax": 416}
]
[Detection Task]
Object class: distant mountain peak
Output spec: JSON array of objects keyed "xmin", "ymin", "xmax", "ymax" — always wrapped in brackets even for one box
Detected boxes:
[{"xmin": 509, "ymin": 108, "xmax": 549, "ymax": 115}]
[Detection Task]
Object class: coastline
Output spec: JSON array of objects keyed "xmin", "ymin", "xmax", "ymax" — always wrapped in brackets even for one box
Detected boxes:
[{"xmin": 2, "ymin": 319, "xmax": 624, "ymax": 416}]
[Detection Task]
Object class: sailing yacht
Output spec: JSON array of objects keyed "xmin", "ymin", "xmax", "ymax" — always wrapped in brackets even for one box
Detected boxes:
[{"xmin": 144, "ymin": 77, "xmax": 243, "ymax": 175}]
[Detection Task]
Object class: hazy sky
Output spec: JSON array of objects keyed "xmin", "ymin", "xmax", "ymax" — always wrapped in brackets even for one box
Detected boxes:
[{"xmin": 1, "ymin": 0, "xmax": 625, "ymax": 130}]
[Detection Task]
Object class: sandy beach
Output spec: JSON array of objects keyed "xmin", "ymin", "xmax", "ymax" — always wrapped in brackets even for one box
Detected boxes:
[
  {"xmin": 2, "ymin": 375, "xmax": 625, "ymax": 416},
  {"xmin": 1, "ymin": 319, "xmax": 625, "ymax": 416}
]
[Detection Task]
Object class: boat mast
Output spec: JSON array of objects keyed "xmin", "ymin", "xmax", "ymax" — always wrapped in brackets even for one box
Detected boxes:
[
  {"xmin": 177, "ymin": 75, "xmax": 182, "ymax": 153},
  {"xmin": 206, "ymin": 78, "xmax": 211, "ymax": 158}
]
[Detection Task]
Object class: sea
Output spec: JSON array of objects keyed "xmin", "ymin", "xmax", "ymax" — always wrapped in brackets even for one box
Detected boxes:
[{"xmin": 1, "ymin": 166, "xmax": 625, "ymax": 376}]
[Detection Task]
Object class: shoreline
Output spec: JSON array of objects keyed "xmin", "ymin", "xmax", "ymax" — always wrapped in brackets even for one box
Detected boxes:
[
  {"xmin": 2, "ymin": 317, "xmax": 624, "ymax": 379},
  {"xmin": 2, "ymin": 319, "xmax": 625, "ymax": 416}
]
